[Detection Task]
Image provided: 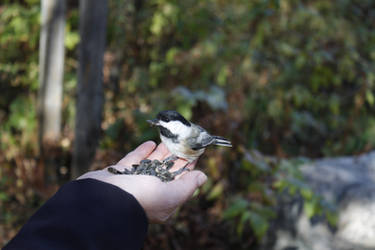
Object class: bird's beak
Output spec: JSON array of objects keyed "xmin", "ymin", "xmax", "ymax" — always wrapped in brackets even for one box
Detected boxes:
[{"xmin": 147, "ymin": 119, "xmax": 159, "ymax": 126}]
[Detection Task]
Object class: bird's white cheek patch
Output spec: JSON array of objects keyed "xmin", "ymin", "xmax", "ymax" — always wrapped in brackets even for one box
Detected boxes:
[{"xmin": 160, "ymin": 120, "xmax": 191, "ymax": 138}]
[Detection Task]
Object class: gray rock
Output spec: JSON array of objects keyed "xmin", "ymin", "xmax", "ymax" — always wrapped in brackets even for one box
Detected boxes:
[{"xmin": 259, "ymin": 152, "xmax": 375, "ymax": 250}]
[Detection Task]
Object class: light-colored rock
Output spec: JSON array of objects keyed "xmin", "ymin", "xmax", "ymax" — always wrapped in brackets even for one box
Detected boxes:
[
  {"xmin": 259, "ymin": 152, "xmax": 375, "ymax": 250},
  {"xmin": 336, "ymin": 183, "xmax": 375, "ymax": 248}
]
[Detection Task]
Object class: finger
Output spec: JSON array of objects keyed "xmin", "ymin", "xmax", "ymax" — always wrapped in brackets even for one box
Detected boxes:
[
  {"xmin": 167, "ymin": 170, "xmax": 207, "ymax": 205},
  {"xmin": 117, "ymin": 141, "xmax": 156, "ymax": 168},
  {"xmin": 148, "ymin": 143, "xmax": 170, "ymax": 160}
]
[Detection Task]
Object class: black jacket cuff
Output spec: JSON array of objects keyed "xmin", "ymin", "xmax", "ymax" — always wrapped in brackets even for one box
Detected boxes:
[{"xmin": 4, "ymin": 178, "xmax": 148, "ymax": 250}]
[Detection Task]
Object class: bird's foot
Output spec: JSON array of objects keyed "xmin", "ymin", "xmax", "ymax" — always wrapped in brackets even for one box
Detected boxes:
[
  {"xmin": 170, "ymin": 162, "xmax": 191, "ymax": 178},
  {"xmin": 162, "ymin": 155, "xmax": 179, "ymax": 170},
  {"xmin": 163, "ymin": 154, "xmax": 179, "ymax": 163}
]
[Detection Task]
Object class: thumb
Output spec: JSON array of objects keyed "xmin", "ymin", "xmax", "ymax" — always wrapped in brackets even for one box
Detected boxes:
[{"xmin": 168, "ymin": 170, "xmax": 207, "ymax": 205}]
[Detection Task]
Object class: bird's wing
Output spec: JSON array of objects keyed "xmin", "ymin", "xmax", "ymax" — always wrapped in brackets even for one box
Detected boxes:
[
  {"xmin": 188, "ymin": 132, "xmax": 215, "ymax": 150},
  {"xmin": 186, "ymin": 124, "xmax": 232, "ymax": 150}
]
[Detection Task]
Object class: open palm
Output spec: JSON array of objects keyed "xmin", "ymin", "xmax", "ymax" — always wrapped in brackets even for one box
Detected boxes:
[{"xmin": 78, "ymin": 141, "xmax": 207, "ymax": 223}]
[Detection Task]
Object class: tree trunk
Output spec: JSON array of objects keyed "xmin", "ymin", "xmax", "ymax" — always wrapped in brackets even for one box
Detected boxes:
[
  {"xmin": 37, "ymin": 0, "xmax": 66, "ymax": 185},
  {"xmin": 72, "ymin": 0, "xmax": 108, "ymax": 178}
]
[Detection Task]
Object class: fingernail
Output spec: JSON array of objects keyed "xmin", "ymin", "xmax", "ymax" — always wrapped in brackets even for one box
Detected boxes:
[{"xmin": 197, "ymin": 173, "xmax": 207, "ymax": 186}]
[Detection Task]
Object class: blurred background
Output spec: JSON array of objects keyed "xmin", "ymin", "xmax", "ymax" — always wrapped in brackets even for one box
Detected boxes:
[{"xmin": 1, "ymin": 0, "xmax": 375, "ymax": 249}]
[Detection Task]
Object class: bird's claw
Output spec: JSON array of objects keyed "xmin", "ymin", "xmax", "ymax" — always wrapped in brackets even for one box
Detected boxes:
[{"xmin": 162, "ymin": 155, "xmax": 178, "ymax": 164}]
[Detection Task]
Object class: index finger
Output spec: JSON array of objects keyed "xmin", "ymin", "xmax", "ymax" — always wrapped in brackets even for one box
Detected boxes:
[
  {"xmin": 147, "ymin": 143, "xmax": 170, "ymax": 160},
  {"xmin": 117, "ymin": 141, "xmax": 157, "ymax": 168}
]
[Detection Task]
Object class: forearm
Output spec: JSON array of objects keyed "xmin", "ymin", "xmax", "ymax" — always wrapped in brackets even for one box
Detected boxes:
[{"xmin": 4, "ymin": 179, "xmax": 148, "ymax": 250}]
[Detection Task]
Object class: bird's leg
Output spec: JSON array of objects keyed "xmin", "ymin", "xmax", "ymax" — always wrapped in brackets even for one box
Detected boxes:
[
  {"xmin": 171, "ymin": 161, "xmax": 191, "ymax": 178},
  {"xmin": 162, "ymin": 154, "xmax": 179, "ymax": 164},
  {"xmin": 162, "ymin": 154, "xmax": 179, "ymax": 170}
]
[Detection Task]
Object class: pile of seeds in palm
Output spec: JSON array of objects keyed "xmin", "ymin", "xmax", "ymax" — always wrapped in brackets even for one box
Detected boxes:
[{"xmin": 107, "ymin": 159, "xmax": 180, "ymax": 182}]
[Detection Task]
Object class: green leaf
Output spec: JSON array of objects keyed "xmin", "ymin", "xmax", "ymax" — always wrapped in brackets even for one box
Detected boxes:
[
  {"xmin": 326, "ymin": 211, "xmax": 338, "ymax": 227},
  {"xmin": 65, "ymin": 31, "xmax": 80, "ymax": 50},
  {"xmin": 207, "ymin": 182, "xmax": 224, "ymax": 201},
  {"xmin": 166, "ymin": 48, "xmax": 179, "ymax": 64},
  {"xmin": 366, "ymin": 91, "xmax": 374, "ymax": 106},
  {"xmin": 0, "ymin": 192, "xmax": 8, "ymax": 201},
  {"xmin": 249, "ymin": 211, "xmax": 269, "ymax": 240},
  {"xmin": 237, "ymin": 211, "xmax": 251, "ymax": 235},
  {"xmin": 304, "ymin": 200, "xmax": 316, "ymax": 218},
  {"xmin": 223, "ymin": 198, "xmax": 249, "ymax": 219}
]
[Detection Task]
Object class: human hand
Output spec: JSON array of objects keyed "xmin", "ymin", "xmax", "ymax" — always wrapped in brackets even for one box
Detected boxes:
[{"xmin": 78, "ymin": 141, "xmax": 207, "ymax": 223}]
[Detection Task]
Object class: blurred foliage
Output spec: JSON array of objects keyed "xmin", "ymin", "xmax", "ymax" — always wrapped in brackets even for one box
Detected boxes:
[
  {"xmin": 1, "ymin": 0, "xmax": 374, "ymax": 248},
  {"xmin": 0, "ymin": 1, "xmax": 40, "ymax": 243},
  {"xmin": 103, "ymin": 0, "xmax": 375, "ymax": 157},
  {"xmin": 223, "ymin": 151, "xmax": 337, "ymax": 242}
]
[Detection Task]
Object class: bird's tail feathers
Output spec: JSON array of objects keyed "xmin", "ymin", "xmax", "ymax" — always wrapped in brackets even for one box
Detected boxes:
[{"xmin": 212, "ymin": 136, "xmax": 232, "ymax": 147}]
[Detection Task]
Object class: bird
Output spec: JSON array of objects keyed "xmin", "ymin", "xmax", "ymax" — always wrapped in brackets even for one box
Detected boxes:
[{"xmin": 147, "ymin": 110, "xmax": 232, "ymax": 174}]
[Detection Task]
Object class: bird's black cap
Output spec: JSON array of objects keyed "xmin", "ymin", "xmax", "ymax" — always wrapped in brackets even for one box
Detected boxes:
[{"xmin": 156, "ymin": 110, "xmax": 191, "ymax": 127}]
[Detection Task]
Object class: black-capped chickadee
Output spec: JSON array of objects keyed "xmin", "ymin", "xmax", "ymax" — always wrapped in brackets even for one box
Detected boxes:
[{"xmin": 147, "ymin": 110, "xmax": 232, "ymax": 173}]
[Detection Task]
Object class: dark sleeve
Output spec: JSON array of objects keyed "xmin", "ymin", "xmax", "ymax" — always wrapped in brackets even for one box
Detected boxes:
[{"xmin": 4, "ymin": 178, "xmax": 148, "ymax": 250}]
